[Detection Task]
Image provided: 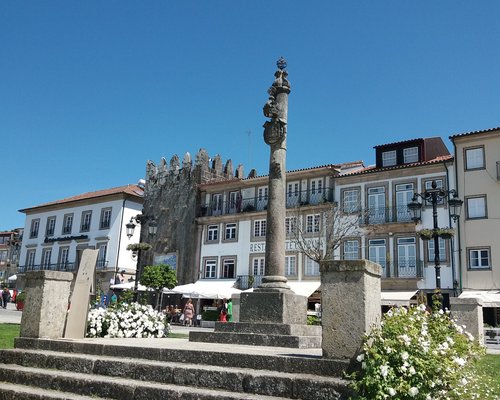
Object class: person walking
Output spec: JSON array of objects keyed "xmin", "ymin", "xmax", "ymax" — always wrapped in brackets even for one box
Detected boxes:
[
  {"xmin": 227, "ymin": 298, "xmax": 233, "ymax": 322},
  {"xmin": 2, "ymin": 288, "xmax": 11, "ymax": 309},
  {"xmin": 183, "ymin": 299, "xmax": 195, "ymax": 327}
]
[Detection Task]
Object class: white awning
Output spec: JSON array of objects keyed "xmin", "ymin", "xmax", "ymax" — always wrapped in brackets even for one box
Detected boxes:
[
  {"xmin": 110, "ymin": 281, "xmax": 151, "ymax": 291},
  {"xmin": 288, "ymin": 281, "xmax": 321, "ymax": 298},
  {"xmin": 169, "ymin": 280, "xmax": 240, "ymax": 299},
  {"xmin": 381, "ymin": 290, "xmax": 418, "ymax": 306},
  {"xmin": 7, "ymin": 274, "xmax": 17, "ymax": 282},
  {"xmin": 458, "ymin": 290, "xmax": 500, "ymax": 307}
]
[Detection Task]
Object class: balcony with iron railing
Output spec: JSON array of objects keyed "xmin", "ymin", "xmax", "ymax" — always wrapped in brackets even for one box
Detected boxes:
[
  {"xmin": 236, "ymin": 275, "xmax": 264, "ymax": 290},
  {"xmin": 96, "ymin": 259, "xmax": 109, "ymax": 269},
  {"xmin": 380, "ymin": 260, "xmax": 423, "ymax": 279},
  {"xmin": 18, "ymin": 262, "xmax": 77, "ymax": 273},
  {"xmin": 199, "ymin": 189, "xmax": 334, "ymax": 217},
  {"xmin": 360, "ymin": 205, "xmax": 413, "ymax": 225}
]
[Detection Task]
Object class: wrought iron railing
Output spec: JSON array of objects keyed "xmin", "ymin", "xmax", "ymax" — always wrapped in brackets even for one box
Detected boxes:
[
  {"xmin": 236, "ymin": 275, "xmax": 264, "ymax": 290},
  {"xmin": 18, "ymin": 262, "xmax": 77, "ymax": 273},
  {"xmin": 360, "ymin": 205, "xmax": 413, "ymax": 225},
  {"xmin": 96, "ymin": 259, "xmax": 109, "ymax": 269},
  {"xmin": 200, "ymin": 189, "xmax": 334, "ymax": 217}
]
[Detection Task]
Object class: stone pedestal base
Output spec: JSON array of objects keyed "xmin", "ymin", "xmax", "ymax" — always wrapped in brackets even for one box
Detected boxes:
[
  {"xmin": 20, "ymin": 271, "xmax": 73, "ymax": 339},
  {"xmin": 450, "ymin": 297, "xmax": 484, "ymax": 344},
  {"xmin": 189, "ymin": 290, "xmax": 321, "ymax": 348}
]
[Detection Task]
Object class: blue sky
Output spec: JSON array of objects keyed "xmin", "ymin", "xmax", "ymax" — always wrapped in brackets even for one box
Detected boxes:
[{"xmin": 1, "ymin": 1, "xmax": 499, "ymax": 231}]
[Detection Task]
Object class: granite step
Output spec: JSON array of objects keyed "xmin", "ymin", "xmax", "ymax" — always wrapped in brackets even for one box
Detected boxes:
[
  {"xmin": 14, "ymin": 337, "xmax": 349, "ymax": 377},
  {"xmin": 189, "ymin": 330, "xmax": 322, "ymax": 348},
  {"xmin": 0, "ymin": 363, "xmax": 282, "ymax": 400},
  {"xmin": 0, "ymin": 382, "xmax": 114, "ymax": 400},
  {"xmin": 0, "ymin": 348, "xmax": 353, "ymax": 399}
]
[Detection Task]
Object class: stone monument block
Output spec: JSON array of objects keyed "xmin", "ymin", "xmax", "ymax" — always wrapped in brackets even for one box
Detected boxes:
[
  {"xmin": 239, "ymin": 291, "xmax": 307, "ymax": 325},
  {"xmin": 321, "ymin": 260, "xmax": 382, "ymax": 360},
  {"xmin": 450, "ymin": 297, "xmax": 484, "ymax": 345},
  {"xmin": 20, "ymin": 270, "xmax": 73, "ymax": 339}
]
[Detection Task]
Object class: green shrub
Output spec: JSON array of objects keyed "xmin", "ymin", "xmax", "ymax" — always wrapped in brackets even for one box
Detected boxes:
[
  {"xmin": 349, "ymin": 304, "xmax": 485, "ymax": 399},
  {"xmin": 307, "ymin": 315, "xmax": 321, "ymax": 325},
  {"xmin": 201, "ymin": 309, "xmax": 219, "ymax": 321}
]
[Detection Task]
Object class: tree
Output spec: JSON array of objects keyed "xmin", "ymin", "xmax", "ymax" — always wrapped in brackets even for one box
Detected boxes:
[
  {"xmin": 140, "ymin": 264, "xmax": 177, "ymax": 310},
  {"xmin": 290, "ymin": 202, "xmax": 362, "ymax": 263}
]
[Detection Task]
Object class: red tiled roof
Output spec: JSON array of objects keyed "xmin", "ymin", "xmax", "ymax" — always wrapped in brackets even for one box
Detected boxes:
[
  {"xmin": 199, "ymin": 162, "xmax": 364, "ymax": 188},
  {"xmin": 338, "ymin": 155, "xmax": 454, "ymax": 177},
  {"xmin": 449, "ymin": 126, "xmax": 500, "ymax": 139},
  {"xmin": 20, "ymin": 184, "xmax": 144, "ymax": 212}
]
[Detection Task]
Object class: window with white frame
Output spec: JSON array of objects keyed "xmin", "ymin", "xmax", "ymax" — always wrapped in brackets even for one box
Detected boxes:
[
  {"xmin": 0, "ymin": 250, "xmax": 7, "ymax": 262},
  {"xmin": 306, "ymin": 214, "xmax": 320, "ymax": 233},
  {"xmin": 97, "ymin": 243, "xmax": 107, "ymax": 268},
  {"xmin": 342, "ymin": 189, "xmax": 360, "ymax": 213},
  {"xmin": 58, "ymin": 247, "xmax": 70, "ymax": 269},
  {"xmin": 252, "ymin": 257, "xmax": 265, "ymax": 276},
  {"xmin": 285, "ymin": 216, "xmax": 297, "ymax": 235},
  {"xmin": 403, "ymin": 147, "xmax": 419, "ymax": 163},
  {"xmin": 211, "ymin": 193, "xmax": 223, "ymax": 215},
  {"xmin": 368, "ymin": 239, "xmax": 386, "ymax": 269},
  {"xmin": 287, "ymin": 182, "xmax": 300, "ymax": 198},
  {"xmin": 428, "ymin": 238, "xmax": 446, "ymax": 262},
  {"xmin": 254, "ymin": 220, "xmax": 266, "ymax": 237},
  {"xmin": 204, "ymin": 259, "xmax": 217, "ymax": 278},
  {"xmin": 465, "ymin": 147, "xmax": 485, "ymax": 170},
  {"xmin": 30, "ymin": 219, "xmax": 40, "ymax": 238},
  {"xmin": 26, "ymin": 249, "xmax": 36, "ymax": 268},
  {"xmin": 207, "ymin": 225, "xmax": 219, "ymax": 242},
  {"xmin": 224, "ymin": 223, "xmax": 237, "ymax": 240},
  {"xmin": 46, "ymin": 216, "xmax": 56, "ymax": 237},
  {"xmin": 468, "ymin": 248, "xmax": 490, "ymax": 269},
  {"xmin": 222, "ymin": 258, "xmax": 235, "ymax": 278},
  {"xmin": 466, "ymin": 196, "xmax": 487, "ymax": 219},
  {"xmin": 62, "ymin": 214, "xmax": 73, "ymax": 234},
  {"xmin": 310, "ymin": 178, "xmax": 323, "ymax": 195},
  {"xmin": 285, "ymin": 255, "xmax": 297, "ymax": 276},
  {"xmin": 41, "ymin": 248, "xmax": 52, "ymax": 269},
  {"xmin": 99, "ymin": 208, "xmax": 112, "ymax": 229},
  {"xmin": 80, "ymin": 211, "xmax": 92, "ymax": 232},
  {"xmin": 343, "ymin": 240, "xmax": 359, "ymax": 260},
  {"xmin": 382, "ymin": 150, "xmax": 397, "ymax": 167},
  {"xmin": 304, "ymin": 257, "xmax": 320, "ymax": 276}
]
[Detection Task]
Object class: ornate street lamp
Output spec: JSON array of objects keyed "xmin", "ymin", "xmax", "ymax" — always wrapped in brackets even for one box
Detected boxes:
[
  {"xmin": 408, "ymin": 181, "xmax": 463, "ymax": 290},
  {"xmin": 125, "ymin": 214, "xmax": 158, "ymax": 301}
]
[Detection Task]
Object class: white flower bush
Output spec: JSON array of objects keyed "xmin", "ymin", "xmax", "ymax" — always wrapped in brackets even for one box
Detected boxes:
[
  {"xmin": 350, "ymin": 303, "xmax": 485, "ymax": 400},
  {"xmin": 87, "ymin": 302, "xmax": 170, "ymax": 338}
]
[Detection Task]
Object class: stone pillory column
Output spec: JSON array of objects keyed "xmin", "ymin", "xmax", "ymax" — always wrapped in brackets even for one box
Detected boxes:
[
  {"xmin": 321, "ymin": 260, "xmax": 382, "ymax": 360},
  {"xmin": 238, "ymin": 58, "xmax": 308, "ymax": 327},
  {"xmin": 20, "ymin": 270, "xmax": 73, "ymax": 339},
  {"xmin": 189, "ymin": 59, "xmax": 320, "ymax": 347},
  {"xmin": 260, "ymin": 56, "xmax": 291, "ymax": 291}
]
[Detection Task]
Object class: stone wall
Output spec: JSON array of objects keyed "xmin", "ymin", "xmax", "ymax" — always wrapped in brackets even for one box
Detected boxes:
[{"xmin": 143, "ymin": 149, "xmax": 243, "ymax": 284}]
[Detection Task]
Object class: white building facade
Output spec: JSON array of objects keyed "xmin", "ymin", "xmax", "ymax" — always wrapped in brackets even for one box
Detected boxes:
[{"xmin": 18, "ymin": 184, "xmax": 143, "ymax": 293}]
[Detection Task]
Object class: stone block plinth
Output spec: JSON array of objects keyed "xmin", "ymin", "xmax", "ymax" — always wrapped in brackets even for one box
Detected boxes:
[
  {"xmin": 239, "ymin": 291, "xmax": 307, "ymax": 325},
  {"xmin": 450, "ymin": 297, "xmax": 484, "ymax": 344},
  {"xmin": 20, "ymin": 271, "xmax": 73, "ymax": 339},
  {"xmin": 190, "ymin": 290, "xmax": 319, "ymax": 348},
  {"xmin": 321, "ymin": 260, "xmax": 381, "ymax": 360}
]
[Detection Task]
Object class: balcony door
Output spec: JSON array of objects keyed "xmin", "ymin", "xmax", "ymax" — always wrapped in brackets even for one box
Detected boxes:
[
  {"xmin": 368, "ymin": 187, "xmax": 386, "ymax": 223},
  {"xmin": 397, "ymin": 237, "xmax": 417, "ymax": 277},
  {"xmin": 211, "ymin": 193, "xmax": 223, "ymax": 216},
  {"xmin": 395, "ymin": 183, "xmax": 414, "ymax": 222},
  {"xmin": 368, "ymin": 239, "xmax": 387, "ymax": 274}
]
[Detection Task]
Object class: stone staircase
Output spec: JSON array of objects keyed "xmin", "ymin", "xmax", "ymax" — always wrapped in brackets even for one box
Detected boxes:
[{"xmin": 0, "ymin": 337, "xmax": 355, "ymax": 399}]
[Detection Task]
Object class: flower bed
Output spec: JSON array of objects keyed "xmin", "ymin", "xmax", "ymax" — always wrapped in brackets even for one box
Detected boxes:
[
  {"xmin": 87, "ymin": 302, "xmax": 170, "ymax": 338},
  {"xmin": 350, "ymin": 304, "xmax": 485, "ymax": 399}
]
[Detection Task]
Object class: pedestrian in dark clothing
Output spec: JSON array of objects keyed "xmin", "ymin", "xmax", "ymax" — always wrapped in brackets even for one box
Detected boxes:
[{"xmin": 2, "ymin": 288, "xmax": 11, "ymax": 308}]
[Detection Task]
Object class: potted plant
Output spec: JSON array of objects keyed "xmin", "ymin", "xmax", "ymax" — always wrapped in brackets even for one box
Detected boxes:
[
  {"xmin": 436, "ymin": 228, "xmax": 455, "ymax": 239},
  {"xmin": 416, "ymin": 229, "xmax": 434, "ymax": 240},
  {"xmin": 15, "ymin": 291, "xmax": 26, "ymax": 311}
]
